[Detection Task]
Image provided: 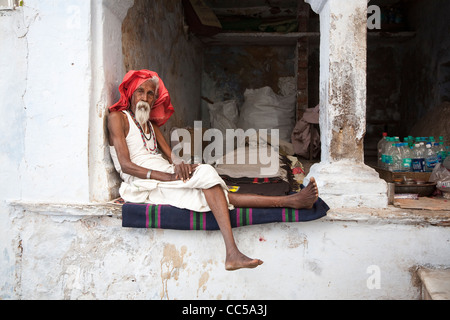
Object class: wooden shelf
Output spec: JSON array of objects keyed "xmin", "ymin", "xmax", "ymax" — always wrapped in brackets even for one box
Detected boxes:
[
  {"xmin": 198, "ymin": 30, "xmax": 414, "ymax": 46},
  {"xmin": 367, "ymin": 119, "xmax": 401, "ymax": 125},
  {"xmin": 199, "ymin": 32, "xmax": 320, "ymax": 46},
  {"xmin": 368, "ymin": 31, "xmax": 416, "ymax": 42}
]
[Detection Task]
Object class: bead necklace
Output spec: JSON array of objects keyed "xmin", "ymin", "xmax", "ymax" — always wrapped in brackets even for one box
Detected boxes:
[{"xmin": 128, "ymin": 110, "xmax": 158, "ymax": 153}]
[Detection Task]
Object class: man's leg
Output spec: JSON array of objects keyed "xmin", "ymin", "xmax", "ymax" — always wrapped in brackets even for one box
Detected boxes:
[
  {"xmin": 228, "ymin": 177, "xmax": 319, "ymax": 209},
  {"xmin": 203, "ymin": 185, "xmax": 263, "ymax": 271}
]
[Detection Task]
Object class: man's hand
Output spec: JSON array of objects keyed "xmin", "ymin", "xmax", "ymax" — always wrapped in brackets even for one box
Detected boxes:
[{"xmin": 174, "ymin": 162, "xmax": 199, "ymax": 182}]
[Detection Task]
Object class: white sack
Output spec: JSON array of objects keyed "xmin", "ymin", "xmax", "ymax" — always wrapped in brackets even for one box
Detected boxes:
[
  {"xmin": 238, "ymin": 86, "xmax": 296, "ymax": 142},
  {"xmin": 208, "ymin": 100, "xmax": 239, "ymax": 133}
]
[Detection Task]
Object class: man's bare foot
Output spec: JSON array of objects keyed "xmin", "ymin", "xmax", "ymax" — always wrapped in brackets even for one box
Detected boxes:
[
  {"xmin": 225, "ymin": 251, "xmax": 263, "ymax": 271},
  {"xmin": 288, "ymin": 177, "xmax": 319, "ymax": 209}
]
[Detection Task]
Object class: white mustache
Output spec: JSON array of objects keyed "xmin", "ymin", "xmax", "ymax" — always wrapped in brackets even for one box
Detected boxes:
[
  {"xmin": 136, "ymin": 101, "xmax": 150, "ymax": 111},
  {"xmin": 135, "ymin": 101, "xmax": 151, "ymax": 126}
]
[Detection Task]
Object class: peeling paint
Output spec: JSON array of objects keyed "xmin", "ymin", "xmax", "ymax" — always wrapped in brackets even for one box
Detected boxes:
[
  {"xmin": 3, "ymin": 206, "xmax": 450, "ymax": 300},
  {"xmin": 197, "ymin": 272, "xmax": 210, "ymax": 297},
  {"xmin": 160, "ymin": 244, "xmax": 187, "ymax": 300},
  {"xmin": 287, "ymin": 228, "xmax": 309, "ymax": 251}
]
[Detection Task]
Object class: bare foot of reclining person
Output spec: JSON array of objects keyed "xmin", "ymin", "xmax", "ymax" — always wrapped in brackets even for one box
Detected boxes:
[
  {"xmin": 225, "ymin": 249, "xmax": 264, "ymax": 272},
  {"xmin": 223, "ymin": 178, "xmax": 319, "ymax": 272},
  {"xmin": 288, "ymin": 177, "xmax": 319, "ymax": 209},
  {"xmin": 228, "ymin": 177, "xmax": 320, "ymax": 210}
]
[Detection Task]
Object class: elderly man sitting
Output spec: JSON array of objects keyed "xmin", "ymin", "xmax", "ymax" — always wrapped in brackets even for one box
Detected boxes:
[{"xmin": 107, "ymin": 69, "xmax": 319, "ymax": 271}]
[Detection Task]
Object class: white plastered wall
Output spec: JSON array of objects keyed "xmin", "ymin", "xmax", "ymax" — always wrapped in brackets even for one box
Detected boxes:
[
  {"xmin": 89, "ymin": 0, "xmax": 135, "ymax": 202},
  {"xmin": 0, "ymin": 0, "xmax": 135, "ymax": 205},
  {"xmin": 0, "ymin": 0, "xmax": 134, "ymax": 298}
]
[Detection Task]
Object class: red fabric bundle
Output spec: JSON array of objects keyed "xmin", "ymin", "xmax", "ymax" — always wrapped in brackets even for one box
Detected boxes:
[{"xmin": 109, "ymin": 70, "xmax": 174, "ymax": 126}]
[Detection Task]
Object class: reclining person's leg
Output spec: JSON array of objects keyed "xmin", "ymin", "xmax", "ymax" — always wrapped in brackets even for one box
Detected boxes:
[
  {"xmin": 203, "ymin": 185, "xmax": 263, "ymax": 271},
  {"xmin": 228, "ymin": 177, "xmax": 319, "ymax": 209}
]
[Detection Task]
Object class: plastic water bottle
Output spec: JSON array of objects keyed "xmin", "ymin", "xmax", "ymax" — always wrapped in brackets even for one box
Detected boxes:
[
  {"xmin": 437, "ymin": 143, "xmax": 445, "ymax": 163},
  {"xmin": 400, "ymin": 143, "xmax": 412, "ymax": 172},
  {"xmin": 383, "ymin": 139, "xmax": 395, "ymax": 171},
  {"xmin": 381, "ymin": 137, "xmax": 391, "ymax": 169},
  {"xmin": 392, "ymin": 143, "xmax": 410, "ymax": 172},
  {"xmin": 404, "ymin": 137, "xmax": 412, "ymax": 148},
  {"xmin": 377, "ymin": 132, "xmax": 388, "ymax": 168},
  {"xmin": 419, "ymin": 141, "xmax": 426, "ymax": 155},
  {"xmin": 424, "ymin": 142, "xmax": 439, "ymax": 172},
  {"xmin": 389, "ymin": 142, "xmax": 402, "ymax": 172},
  {"xmin": 392, "ymin": 143, "xmax": 406, "ymax": 172},
  {"xmin": 411, "ymin": 143, "xmax": 425, "ymax": 172},
  {"xmin": 391, "ymin": 143, "xmax": 400, "ymax": 172}
]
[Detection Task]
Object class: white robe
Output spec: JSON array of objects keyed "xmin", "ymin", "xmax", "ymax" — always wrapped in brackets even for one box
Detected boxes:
[{"xmin": 109, "ymin": 111, "xmax": 233, "ymax": 212}]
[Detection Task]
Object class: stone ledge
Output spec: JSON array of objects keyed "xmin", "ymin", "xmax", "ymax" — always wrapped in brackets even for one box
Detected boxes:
[
  {"xmin": 9, "ymin": 201, "xmax": 122, "ymax": 217},
  {"xmin": 418, "ymin": 267, "xmax": 450, "ymax": 300},
  {"xmin": 327, "ymin": 206, "xmax": 450, "ymax": 227},
  {"xmin": 8, "ymin": 201, "xmax": 450, "ymax": 227}
]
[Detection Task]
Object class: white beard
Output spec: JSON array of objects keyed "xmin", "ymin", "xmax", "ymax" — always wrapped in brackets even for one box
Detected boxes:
[{"xmin": 135, "ymin": 101, "xmax": 151, "ymax": 127}]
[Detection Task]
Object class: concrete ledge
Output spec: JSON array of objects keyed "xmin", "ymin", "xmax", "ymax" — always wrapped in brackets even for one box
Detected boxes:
[
  {"xmin": 418, "ymin": 267, "xmax": 450, "ymax": 300},
  {"xmin": 9, "ymin": 201, "xmax": 122, "ymax": 217},
  {"xmin": 328, "ymin": 206, "xmax": 450, "ymax": 227},
  {"xmin": 9, "ymin": 201, "xmax": 450, "ymax": 227},
  {"xmin": 6, "ymin": 200, "xmax": 450, "ymax": 300}
]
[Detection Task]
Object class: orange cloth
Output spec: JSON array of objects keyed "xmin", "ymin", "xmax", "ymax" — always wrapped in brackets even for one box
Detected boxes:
[{"xmin": 109, "ymin": 70, "xmax": 174, "ymax": 126}]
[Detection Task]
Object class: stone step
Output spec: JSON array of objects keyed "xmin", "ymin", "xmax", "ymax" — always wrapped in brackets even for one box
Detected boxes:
[{"xmin": 418, "ymin": 267, "xmax": 450, "ymax": 300}]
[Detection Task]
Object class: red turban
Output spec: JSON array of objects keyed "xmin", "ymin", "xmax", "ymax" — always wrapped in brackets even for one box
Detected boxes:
[{"xmin": 109, "ymin": 70, "xmax": 175, "ymax": 127}]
